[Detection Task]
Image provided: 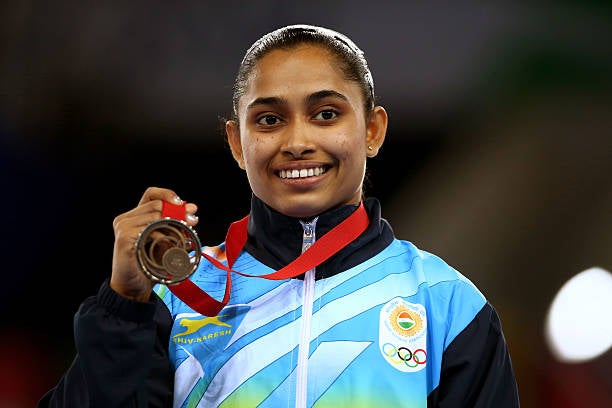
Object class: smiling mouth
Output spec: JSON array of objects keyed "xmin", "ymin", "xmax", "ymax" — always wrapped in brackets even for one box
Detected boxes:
[{"xmin": 278, "ymin": 166, "xmax": 328, "ymax": 179}]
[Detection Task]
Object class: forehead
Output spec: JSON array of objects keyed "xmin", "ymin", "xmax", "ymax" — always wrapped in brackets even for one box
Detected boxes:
[
  {"xmin": 240, "ymin": 44, "xmax": 359, "ymax": 106},
  {"xmin": 247, "ymin": 44, "xmax": 352, "ymax": 93}
]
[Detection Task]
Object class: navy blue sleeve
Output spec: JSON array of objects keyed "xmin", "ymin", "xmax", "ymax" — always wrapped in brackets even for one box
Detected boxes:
[
  {"xmin": 427, "ymin": 302, "xmax": 520, "ymax": 407},
  {"xmin": 37, "ymin": 280, "xmax": 174, "ymax": 408}
]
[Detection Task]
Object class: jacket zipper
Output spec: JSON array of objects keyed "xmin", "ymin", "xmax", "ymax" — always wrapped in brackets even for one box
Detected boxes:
[{"xmin": 295, "ymin": 218, "xmax": 318, "ymax": 408}]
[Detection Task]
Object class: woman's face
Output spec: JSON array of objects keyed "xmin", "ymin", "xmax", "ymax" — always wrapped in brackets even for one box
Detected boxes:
[{"xmin": 227, "ymin": 44, "xmax": 386, "ymax": 218}]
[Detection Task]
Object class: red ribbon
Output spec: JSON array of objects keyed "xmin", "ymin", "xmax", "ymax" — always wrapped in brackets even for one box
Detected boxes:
[{"xmin": 163, "ymin": 201, "xmax": 369, "ymax": 316}]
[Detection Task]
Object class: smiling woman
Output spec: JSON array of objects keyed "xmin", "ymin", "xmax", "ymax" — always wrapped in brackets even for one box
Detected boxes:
[
  {"xmin": 38, "ymin": 24, "xmax": 519, "ymax": 408},
  {"xmin": 226, "ymin": 41, "xmax": 387, "ymax": 218}
]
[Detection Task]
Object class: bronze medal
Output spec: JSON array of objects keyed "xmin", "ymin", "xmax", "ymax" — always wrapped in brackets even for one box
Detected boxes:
[
  {"xmin": 135, "ymin": 218, "xmax": 202, "ymax": 285},
  {"xmin": 162, "ymin": 247, "xmax": 193, "ymax": 279}
]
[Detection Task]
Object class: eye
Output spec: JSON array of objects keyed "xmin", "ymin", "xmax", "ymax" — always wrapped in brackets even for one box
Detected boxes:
[
  {"xmin": 256, "ymin": 114, "xmax": 281, "ymax": 126},
  {"xmin": 313, "ymin": 109, "xmax": 338, "ymax": 121}
]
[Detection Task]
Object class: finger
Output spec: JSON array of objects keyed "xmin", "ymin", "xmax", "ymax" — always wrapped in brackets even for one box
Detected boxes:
[
  {"xmin": 113, "ymin": 200, "xmax": 163, "ymax": 229},
  {"xmin": 113, "ymin": 206, "xmax": 171, "ymax": 239},
  {"xmin": 185, "ymin": 203, "xmax": 198, "ymax": 213},
  {"xmin": 184, "ymin": 203, "xmax": 199, "ymax": 226},
  {"xmin": 138, "ymin": 186, "xmax": 183, "ymax": 207}
]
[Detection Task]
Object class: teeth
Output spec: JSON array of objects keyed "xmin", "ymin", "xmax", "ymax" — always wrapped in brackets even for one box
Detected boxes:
[{"xmin": 280, "ymin": 166, "xmax": 326, "ymax": 179}]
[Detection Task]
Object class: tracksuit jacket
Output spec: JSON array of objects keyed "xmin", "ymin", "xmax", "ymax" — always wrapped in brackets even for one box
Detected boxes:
[{"xmin": 38, "ymin": 196, "xmax": 519, "ymax": 407}]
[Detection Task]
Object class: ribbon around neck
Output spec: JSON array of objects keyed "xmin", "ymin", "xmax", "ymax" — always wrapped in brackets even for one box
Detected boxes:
[{"xmin": 163, "ymin": 201, "xmax": 369, "ymax": 316}]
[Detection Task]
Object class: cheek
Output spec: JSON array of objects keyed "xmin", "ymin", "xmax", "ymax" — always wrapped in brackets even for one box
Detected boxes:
[
  {"xmin": 242, "ymin": 146, "xmax": 258, "ymax": 168},
  {"xmin": 329, "ymin": 130, "xmax": 365, "ymax": 161},
  {"xmin": 242, "ymin": 137, "xmax": 270, "ymax": 168}
]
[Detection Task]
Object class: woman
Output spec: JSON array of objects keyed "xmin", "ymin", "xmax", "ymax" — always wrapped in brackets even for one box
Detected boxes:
[{"xmin": 39, "ymin": 24, "xmax": 519, "ymax": 407}]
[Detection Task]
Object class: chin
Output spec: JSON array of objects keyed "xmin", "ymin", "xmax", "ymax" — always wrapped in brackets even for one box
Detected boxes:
[
  {"xmin": 273, "ymin": 200, "xmax": 329, "ymax": 219},
  {"xmin": 281, "ymin": 207, "xmax": 322, "ymax": 219}
]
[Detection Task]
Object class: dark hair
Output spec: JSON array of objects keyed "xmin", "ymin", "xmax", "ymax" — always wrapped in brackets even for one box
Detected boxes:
[{"xmin": 231, "ymin": 24, "xmax": 376, "ymax": 122}]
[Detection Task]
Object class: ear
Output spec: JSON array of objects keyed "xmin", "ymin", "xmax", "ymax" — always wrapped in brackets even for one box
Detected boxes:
[
  {"xmin": 226, "ymin": 120, "xmax": 245, "ymax": 169},
  {"xmin": 365, "ymin": 106, "xmax": 388, "ymax": 157}
]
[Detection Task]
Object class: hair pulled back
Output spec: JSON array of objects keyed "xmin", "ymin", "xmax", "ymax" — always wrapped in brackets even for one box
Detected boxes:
[{"xmin": 231, "ymin": 24, "xmax": 375, "ymax": 121}]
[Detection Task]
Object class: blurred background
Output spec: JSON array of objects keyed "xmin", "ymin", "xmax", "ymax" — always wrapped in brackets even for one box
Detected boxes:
[{"xmin": 1, "ymin": 1, "xmax": 610, "ymax": 407}]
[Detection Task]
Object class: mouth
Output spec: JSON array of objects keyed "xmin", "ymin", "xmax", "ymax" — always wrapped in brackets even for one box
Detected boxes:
[{"xmin": 278, "ymin": 165, "xmax": 328, "ymax": 179}]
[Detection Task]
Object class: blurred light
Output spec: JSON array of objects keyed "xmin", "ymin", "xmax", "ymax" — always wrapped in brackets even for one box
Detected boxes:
[{"xmin": 545, "ymin": 267, "xmax": 612, "ymax": 363}]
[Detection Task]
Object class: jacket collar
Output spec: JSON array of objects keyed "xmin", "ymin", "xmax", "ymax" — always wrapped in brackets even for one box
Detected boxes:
[{"xmin": 243, "ymin": 195, "xmax": 395, "ymax": 279}]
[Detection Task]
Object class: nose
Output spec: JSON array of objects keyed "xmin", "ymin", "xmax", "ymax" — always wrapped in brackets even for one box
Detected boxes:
[{"xmin": 281, "ymin": 120, "xmax": 315, "ymax": 158}]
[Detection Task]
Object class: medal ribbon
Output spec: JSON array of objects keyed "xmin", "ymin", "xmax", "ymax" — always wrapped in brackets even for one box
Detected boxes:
[{"xmin": 163, "ymin": 201, "xmax": 369, "ymax": 316}]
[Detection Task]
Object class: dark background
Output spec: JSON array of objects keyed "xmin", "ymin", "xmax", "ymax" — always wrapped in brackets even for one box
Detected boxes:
[{"xmin": 1, "ymin": 1, "xmax": 611, "ymax": 407}]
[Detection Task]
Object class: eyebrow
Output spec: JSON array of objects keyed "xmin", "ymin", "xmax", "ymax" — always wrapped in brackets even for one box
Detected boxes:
[
  {"xmin": 246, "ymin": 89, "xmax": 349, "ymax": 112},
  {"xmin": 246, "ymin": 96, "xmax": 286, "ymax": 111},
  {"xmin": 307, "ymin": 90, "xmax": 349, "ymax": 105}
]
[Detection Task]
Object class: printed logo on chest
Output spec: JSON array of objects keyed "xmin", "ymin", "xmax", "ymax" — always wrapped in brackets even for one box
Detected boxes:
[
  {"xmin": 379, "ymin": 297, "xmax": 427, "ymax": 372},
  {"xmin": 172, "ymin": 314, "xmax": 233, "ymax": 344}
]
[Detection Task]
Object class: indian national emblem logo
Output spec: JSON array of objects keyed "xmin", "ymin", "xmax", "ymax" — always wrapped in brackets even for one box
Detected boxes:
[
  {"xmin": 398, "ymin": 311, "xmax": 414, "ymax": 328},
  {"xmin": 379, "ymin": 297, "xmax": 427, "ymax": 372},
  {"xmin": 390, "ymin": 307, "xmax": 423, "ymax": 338}
]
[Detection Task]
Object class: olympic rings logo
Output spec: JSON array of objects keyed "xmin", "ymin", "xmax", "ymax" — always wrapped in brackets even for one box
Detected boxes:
[{"xmin": 382, "ymin": 343, "xmax": 427, "ymax": 368}]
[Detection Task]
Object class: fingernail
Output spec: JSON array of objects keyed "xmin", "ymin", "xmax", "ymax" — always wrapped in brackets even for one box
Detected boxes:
[
  {"xmin": 173, "ymin": 196, "xmax": 183, "ymax": 205},
  {"xmin": 186, "ymin": 213, "xmax": 198, "ymax": 223}
]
